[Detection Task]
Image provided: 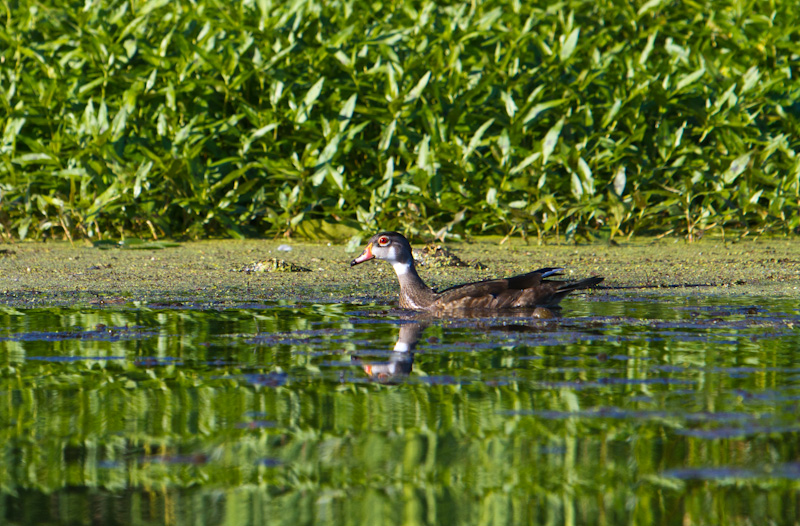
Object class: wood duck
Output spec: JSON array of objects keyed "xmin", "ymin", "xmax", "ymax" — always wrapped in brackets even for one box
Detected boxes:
[{"xmin": 350, "ymin": 231, "xmax": 604, "ymax": 311}]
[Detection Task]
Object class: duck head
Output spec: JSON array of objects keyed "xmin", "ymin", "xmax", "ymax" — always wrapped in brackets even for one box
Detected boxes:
[{"xmin": 350, "ymin": 232, "xmax": 414, "ymax": 269}]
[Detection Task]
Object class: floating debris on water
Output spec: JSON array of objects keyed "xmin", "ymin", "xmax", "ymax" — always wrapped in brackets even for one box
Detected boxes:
[
  {"xmin": 533, "ymin": 306, "xmax": 556, "ymax": 319},
  {"xmin": 414, "ymin": 244, "xmax": 488, "ymax": 269},
  {"xmin": 239, "ymin": 258, "xmax": 311, "ymax": 273}
]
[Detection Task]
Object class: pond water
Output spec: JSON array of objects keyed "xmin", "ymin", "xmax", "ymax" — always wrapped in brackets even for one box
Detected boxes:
[{"xmin": 1, "ymin": 294, "xmax": 800, "ymax": 526}]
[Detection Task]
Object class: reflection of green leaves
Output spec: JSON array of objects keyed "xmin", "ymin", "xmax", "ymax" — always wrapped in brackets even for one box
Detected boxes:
[
  {"xmin": 2, "ymin": 303, "xmax": 799, "ymax": 524},
  {"xmin": 2, "ymin": 0, "xmax": 799, "ymax": 242}
]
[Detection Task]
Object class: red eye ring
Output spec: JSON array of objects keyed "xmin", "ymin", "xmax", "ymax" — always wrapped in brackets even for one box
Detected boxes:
[{"xmin": 378, "ymin": 236, "xmax": 389, "ymax": 246}]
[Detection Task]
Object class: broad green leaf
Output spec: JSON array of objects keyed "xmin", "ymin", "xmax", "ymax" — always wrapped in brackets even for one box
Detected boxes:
[
  {"xmin": 463, "ymin": 119, "xmax": 494, "ymax": 163},
  {"xmin": 673, "ymin": 121, "xmax": 686, "ymax": 149},
  {"xmin": 378, "ymin": 120, "xmax": 396, "ymax": 151},
  {"xmin": 486, "ymin": 187, "xmax": 497, "ymax": 206},
  {"xmin": 156, "ymin": 112, "xmax": 168, "ymax": 136},
  {"xmin": 145, "ymin": 69, "xmax": 157, "ymax": 92},
  {"xmin": 86, "ymin": 183, "xmax": 121, "ymax": 217},
  {"xmin": 613, "ymin": 166, "xmax": 626, "ymax": 196},
  {"xmin": 577, "ymin": 157, "xmax": 594, "ymax": 195},
  {"xmin": 510, "ymin": 152, "xmax": 542, "ymax": 175},
  {"xmin": 250, "ymin": 124, "xmax": 279, "ymax": 141},
  {"xmin": 164, "ymin": 83, "xmax": 176, "ymax": 110},
  {"xmin": 501, "ymin": 91, "xmax": 517, "ymax": 118},
  {"xmin": 328, "ymin": 166, "xmax": 345, "ymax": 190},
  {"xmin": 78, "ymin": 78, "xmax": 104, "ymax": 95},
  {"xmin": 317, "ymin": 133, "xmax": 342, "ymax": 166},
  {"xmin": 345, "ymin": 235, "xmax": 363, "ymax": 253},
  {"xmin": 123, "ymin": 39, "xmax": 137, "ymax": 59},
  {"xmin": 675, "ymin": 67, "xmax": 705, "ymax": 92},
  {"xmin": 385, "ymin": 63, "xmax": 398, "ymax": 99},
  {"xmin": 525, "ymin": 85, "xmax": 545, "ymax": 103},
  {"xmin": 339, "ymin": 94, "xmax": 357, "ymax": 126},
  {"xmin": 560, "ymin": 28, "xmax": 580, "ymax": 62},
  {"xmin": 379, "ymin": 158, "xmax": 394, "ymax": 198},
  {"xmin": 110, "ymin": 106, "xmax": 128, "ymax": 140},
  {"xmin": 2, "ymin": 117, "xmax": 25, "ymax": 153},
  {"xmin": 404, "ymin": 71, "xmax": 431, "ymax": 103},
  {"xmin": 142, "ymin": 0, "xmax": 171, "ymax": 16},
  {"xmin": 56, "ymin": 168, "xmax": 87, "ymax": 179},
  {"xmin": 270, "ymin": 80, "xmax": 284, "ymax": 106},
  {"xmin": 417, "ymin": 135, "xmax": 432, "ymax": 173},
  {"xmin": 396, "ymin": 182, "xmax": 421, "ymax": 194},
  {"xmin": 523, "ymin": 99, "xmax": 565, "ymax": 127},
  {"xmin": 602, "ymin": 99, "xmax": 622, "ymax": 128},
  {"xmin": 346, "ymin": 121, "xmax": 369, "ymax": 141},
  {"xmin": 740, "ymin": 66, "xmax": 760, "ymax": 94},
  {"xmin": 476, "ymin": 7, "xmax": 502, "ymax": 29},
  {"xmin": 158, "ymin": 27, "xmax": 173, "ymax": 56},
  {"xmin": 173, "ymin": 115, "xmax": 199, "ymax": 145},
  {"xmin": 712, "ymin": 84, "xmax": 738, "ymax": 115},
  {"xmin": 723, "ymin": 153, "xmax": 751, "ymax": 184},
  {"xmin": 639, "ymin": 31, "xmax": 658, "ymax": 66},
  {"xmin": 133, "ymin": 161, "xmax": 153, "ymax": 198},
  {"xmin": 638, "ymin": 0, "xmax": 666, "ymax": 16},
  {"xmin": 13, "ymin": 153, "xmax": 56, "ymax": 165},
  {"xmin": 97, "ymin": 101, "xmax": 108, "ymax": 132},
  {"xmin": 367, "ymin": 29, "xmax": 407, "ymax": 46},
  {"xmin": 541, "ymin": 118, "xmax": 564, "ymax": 165},
  {"xmin": 18, "ymin": 217, "xmax": 31, "ymax": 240},
  {"xmin": 334, "ymin": 50, "xmax": 352, "ymax": 67},
  {"xmin": 384, "ymin": 157, "xmax": 394, "ymax": 181},
  {"xmin": 83, "ymin": 99, "xmax": 96, "ymax": 135},
  {"xmin": 296, "ymin": 77, "xmax": 325, "ymax": 124},
  {"xmin": 497, "ymin": 130, "xmax": 511, "ymax": 167},
  {"xmin": 311, "ymin": 167, "xmax": 327, "ymax": 186}
]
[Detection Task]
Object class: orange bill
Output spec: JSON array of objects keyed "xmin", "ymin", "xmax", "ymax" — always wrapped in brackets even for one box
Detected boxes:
[{"xmin": 350, "ymin": 242, "xmax": 374, "ymax": 266}]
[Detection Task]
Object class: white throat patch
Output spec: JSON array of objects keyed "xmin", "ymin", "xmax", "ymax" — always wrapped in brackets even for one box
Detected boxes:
[{"xmin": 392, "ymin": 261, "xmax": 411, "ymax": 276}]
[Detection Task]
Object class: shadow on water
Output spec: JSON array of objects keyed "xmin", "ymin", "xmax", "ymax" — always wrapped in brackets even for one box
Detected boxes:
[{"xmin": 1, "ymin": 295, "xmax": 800, "ymax": 525}]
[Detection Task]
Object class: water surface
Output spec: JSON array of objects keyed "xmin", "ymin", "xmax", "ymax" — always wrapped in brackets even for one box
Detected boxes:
[{"xmin": 1, "ymin": 295, "xmax": 799, "ymax": 525}]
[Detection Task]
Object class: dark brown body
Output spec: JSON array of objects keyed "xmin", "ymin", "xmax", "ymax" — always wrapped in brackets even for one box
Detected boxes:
[{"xmin": 415, "ymin": 270, "xmax": 604, "ymax": 312}]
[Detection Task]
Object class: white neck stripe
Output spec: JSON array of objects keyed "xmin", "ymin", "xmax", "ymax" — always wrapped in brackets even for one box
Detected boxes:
[{"xmin": 392, "ymin": 261, "xmax": 411, "ymax": 276}]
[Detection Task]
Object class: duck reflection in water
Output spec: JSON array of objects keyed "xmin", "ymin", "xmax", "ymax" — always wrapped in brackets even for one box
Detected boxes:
[
  {"xmin": 355, "ymin": 307, "xmax": 560, "ymax": 382},
  {"xmin": 354, "ymin": 322, "xmax": 424, "ymax": 382}
]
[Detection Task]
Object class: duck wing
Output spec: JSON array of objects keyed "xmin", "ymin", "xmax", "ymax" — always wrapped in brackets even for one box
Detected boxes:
[{"xmin": 433, "ymin": 268, "xmax": 570, "ymax": 310}]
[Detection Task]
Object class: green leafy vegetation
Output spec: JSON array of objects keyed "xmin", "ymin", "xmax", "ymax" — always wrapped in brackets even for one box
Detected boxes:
[{"xmin": 1, "ymin": 0, "xmax": 799, "ymax": 241}]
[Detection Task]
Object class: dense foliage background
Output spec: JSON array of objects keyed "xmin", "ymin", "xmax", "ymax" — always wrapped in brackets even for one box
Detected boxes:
[{"xmin": 1, "ymin": 0, "xmax": 799, "ymax": 241}]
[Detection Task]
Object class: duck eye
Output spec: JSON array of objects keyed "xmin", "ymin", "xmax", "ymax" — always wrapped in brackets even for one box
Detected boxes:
[{"xmin": 378, "ymin": 236, "xmax": 389, "ymax": 246}]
